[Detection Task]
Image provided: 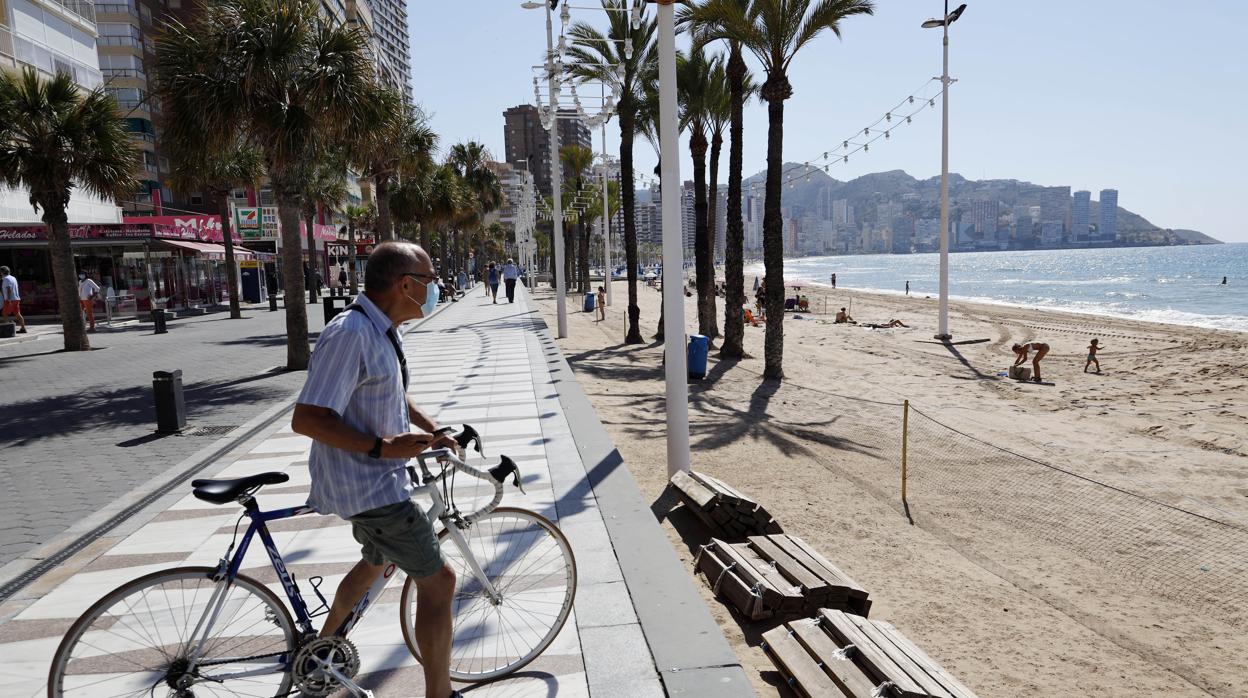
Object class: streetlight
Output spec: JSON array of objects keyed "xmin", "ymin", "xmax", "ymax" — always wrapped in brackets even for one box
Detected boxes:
[
  {"xmin": 522, "ymin": 0, "xmax": 568, "ymax": 338},
  {"xmin": 922, "ymin": 1, "xmax": 965, "ymax": 341},
  {"xmin": 655, "ymin": 0, "xmax": 690, "ymax": 476}
]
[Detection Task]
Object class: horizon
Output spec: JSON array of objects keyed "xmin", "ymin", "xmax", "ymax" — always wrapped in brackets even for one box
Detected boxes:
[{"xmin": 408, "ymin": 0, "xmax": 1248, "ymax": 243}]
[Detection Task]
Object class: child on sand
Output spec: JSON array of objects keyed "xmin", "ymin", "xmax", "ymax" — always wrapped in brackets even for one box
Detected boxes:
[
  {"xmin": 596, "ymin": 286, "xmax": 606, "ymax": 322},
  {"xmin": 1012, "ymin": 342, "xmax": 1050, "ymax": 382},
  {"xmin": 1085, "ymin": 338, "xmax": 1102, "ymax": 373}
]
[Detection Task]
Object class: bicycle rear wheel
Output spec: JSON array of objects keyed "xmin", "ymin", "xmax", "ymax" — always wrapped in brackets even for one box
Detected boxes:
[
  {"xmin": 400, "ymin": 507, "xmax": 577, "ymax": 682},
  {"xmin": 47, "ymin": 566, "xmax": 296, "ymax": 698}
]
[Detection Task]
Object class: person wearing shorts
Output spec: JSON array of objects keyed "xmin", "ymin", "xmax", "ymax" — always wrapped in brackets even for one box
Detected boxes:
[
  {"xmin": 79, "ymin": 272, "xmax": 100, "ymax": 331},
  {"xmin": 486, "ymin": 262, "xmax": 499, "ymax": 303},
  {"xmin": 291, "ymin": 241, "xmax": 462, "ymax": 698},
  {"xmin": 1, "ymin": 266, "xmax": 27, "ymax": 333}
]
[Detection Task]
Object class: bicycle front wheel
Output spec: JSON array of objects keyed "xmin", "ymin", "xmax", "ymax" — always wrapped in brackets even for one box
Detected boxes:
[
  {"xmin": 48, "ymin": 566, "xmax": 296, "ymax": 698},
  {"xmin": 400, "ymin": 507, "xmax": 577, "ymax": 682}
]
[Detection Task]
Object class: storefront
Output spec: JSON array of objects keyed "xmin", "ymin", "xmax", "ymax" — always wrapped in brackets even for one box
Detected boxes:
[
  {"xmin": 0, "ymin": 217, "xmax": 272, "ymax": 317},
  {"xmin": 233, "ymin": 205, "xmax": 340, "ymax": 291}
]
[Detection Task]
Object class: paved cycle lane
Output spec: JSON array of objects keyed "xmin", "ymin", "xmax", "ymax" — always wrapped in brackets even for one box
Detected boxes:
[{"xmin": 0, "ymin": 284, "xmax": 753, "ymax": 698}]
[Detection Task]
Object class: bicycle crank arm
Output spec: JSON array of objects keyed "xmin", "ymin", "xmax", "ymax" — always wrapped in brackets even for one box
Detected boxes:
[{"xmin": 314, "ymin": 655, "xmax": 374, "ymax": 698}]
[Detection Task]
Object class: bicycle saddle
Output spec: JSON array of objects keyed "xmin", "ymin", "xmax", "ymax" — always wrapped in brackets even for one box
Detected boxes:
[{"xmin": 191, "ymin": 472, "xmax": 289, "ymax": 504}]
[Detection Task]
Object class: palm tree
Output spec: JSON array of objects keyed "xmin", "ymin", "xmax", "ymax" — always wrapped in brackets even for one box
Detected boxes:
[
  {"xmin": 567, "ymin": 1, "xmax": 657, "ymax": 344},
  {"xmin": 352, "ymin": 86, "xmax": 437, "ymax": 242},
  {"xmin": 448, "ymin": 142, "xmax": 503, "ymax": 277},
  {"xmin": 163, "ymin": 139, "xmax": 263, "ymax": 319},
  {"xmin": 677, "ymin": 46, "xmax": 720, "ymax": 340},
  {"xmin": 301, "ymin": 159, "xmax": 347, "ymax": 301},
  {"xmin": 684, "ymin": 5, "xmax": 757, "ymax": 357},
  {"xmin": 560, "ymin": 145, "xmax": 595, "ymax": 294},
  {"xmin": 156, "ymin": 0, "xmax": 375, "ymax": 370},
  {"xmin": 342, "ymin": 203, "xmax": 373, "ymax": 294},
  {"xmin": 687, "ymin": 0, "xmax": 874, "ymax": 379},
  {"xmin": 0, "ymin": 68, "xmax": 138, "ymax": 351}
]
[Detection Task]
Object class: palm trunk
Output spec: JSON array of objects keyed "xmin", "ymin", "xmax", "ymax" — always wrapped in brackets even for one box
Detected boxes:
[
  {"xmin": 375, "ymin": 178, "xmax": 394, "ymax": 241},
  {"xmin": 277, "ymin": 192, "xmax": 310, "ymax": 370},
  {"xmin": 721, "ymin": 44, "xmax": 747, "ymax": 358},
  {"xmin": 578, "ymin": 218, "xmax": 590, "ymax": 295},
  {"xmin": 707, "ymin": 128, "xmax": 722, "ymax": 339},
  {"xmin": 347, "ymin": 219, "xmax": 359, "ymax": 294},
  {"xmin": 419, "ymin": 222, "xmax": 432, "ymax": 255},
  {"xmin": 217, "ymin": 192, "xmax": 241, "ymax": 318},
  {"xmin": 762, "ymin": 91, "xmax": 787, "ymax": 380},
  {"xmin": 548, "ymin": 223, "xmax": 558, "ymax": 289},
  {"xmin": 42, "ymin": 203, "xmax": 89, "ymax": 351},
  {"xmin": 691, "ymin": 128, "xmax": 714, "ymax": 339},
  {"xmin": 620, "ymin": 102, "xmax": 643, "ymax": 344},
  {"xmin": 304, "ymin": 211, "xmax": 319, "ymax": 303}
]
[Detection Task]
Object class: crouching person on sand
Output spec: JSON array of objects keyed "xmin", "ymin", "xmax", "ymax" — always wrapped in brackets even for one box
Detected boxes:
[{"xmin": 1012, "ymin": 342, "xmax": 1050, "ymax": 382}]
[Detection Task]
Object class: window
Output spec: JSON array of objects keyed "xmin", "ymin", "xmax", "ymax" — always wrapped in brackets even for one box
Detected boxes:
[
  {"xmin": 190, "ymin": 194, "xmax": 203, "ymax": 205},
  {"xmin": 98, "ymin": 22, "xmax": 140, "ymax": 38},
  {"xmin": 140, "ymin": 5, "xmax": 151, "ymax": 23}
]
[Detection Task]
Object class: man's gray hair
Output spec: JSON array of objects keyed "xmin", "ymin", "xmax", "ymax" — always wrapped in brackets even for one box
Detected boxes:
[
  {"xmin": 0, "ymin": 266, "xmax": 9, "ymax": 275},
  {"xmin": 364, "ymin": 241, "xmax": 426, "ymax": 293}
]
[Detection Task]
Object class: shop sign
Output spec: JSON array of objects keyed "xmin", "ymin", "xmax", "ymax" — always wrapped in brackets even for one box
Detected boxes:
[
  {"xmin": 327, "ymin": 243, "xmax": 351, "ymax": 258},
  {"xmin": 300, "ymin": 222, "xmax": 340, "ymax": 242},
  {"xmin": 357, "ymin": 243, "xmax": 375, "ymax": 257},
  {"xmin": 236, "ymin": 207, "xmax": 261, "ymax": 231},
  {"xmin": 0, "ymin": 223, "xmax": 155, "ymax": 241},
  {"xmin": 126, "ymin": 215, "xmax": 234, "ymax": 243}
]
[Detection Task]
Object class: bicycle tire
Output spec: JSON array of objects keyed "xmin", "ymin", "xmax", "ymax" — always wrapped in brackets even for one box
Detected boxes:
[
  {"xmin": 47, "ymin": 566, "xmax": 297, "ymax": 698},
  {"xmin": 399, "ymin": 507, "xmax": 577, "ymax": 682}
]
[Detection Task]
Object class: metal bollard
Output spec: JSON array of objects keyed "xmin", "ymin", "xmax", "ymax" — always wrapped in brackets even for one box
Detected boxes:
[
  {"xmin": 269, "ymin": 292, "xmax": 278, "ymax": 312},
  {"xmin": 151, "ymin": 309, "xmax": 168, "ymax": 334},
  {"xmin": 153, "ymin": 369, "xmax": 186, "ymax": 433}
]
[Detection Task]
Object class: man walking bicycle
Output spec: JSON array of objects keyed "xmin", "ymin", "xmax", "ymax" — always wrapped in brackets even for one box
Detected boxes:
[{"xmin": 291, "ymin": 241, "xmax": 462, "ymax": 698}]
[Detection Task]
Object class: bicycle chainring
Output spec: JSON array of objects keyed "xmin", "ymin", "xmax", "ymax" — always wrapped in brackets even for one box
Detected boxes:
[{"xmin": 292, "ymin": 636, "xmax": 361, "ymax": 697}]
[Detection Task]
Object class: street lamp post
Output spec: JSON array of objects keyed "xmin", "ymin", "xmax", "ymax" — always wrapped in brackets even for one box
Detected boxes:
[
  {"xmin": 656, "ymin": 0, "xmax": 690, "ymax": 477},
  {"xmin": 922, "ymin": 1, "xmax": 965, "ymax": 341}
]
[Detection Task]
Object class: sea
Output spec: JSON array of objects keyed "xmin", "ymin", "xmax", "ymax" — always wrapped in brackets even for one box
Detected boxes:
[{"xmin": 747, "ymin": 243, "xmax": 1248, "ymax": 333}]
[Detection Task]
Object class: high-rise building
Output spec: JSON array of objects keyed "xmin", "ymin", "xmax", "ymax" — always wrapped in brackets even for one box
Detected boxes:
[
  {"xmin": 1098, "ymin": 189, "xmax": 1118, "ymax": 242},
  {"xmin": 502, "ymin": 105, "xmax": 592, "ymax": 199},
  {"xmin": 1, "ymin": 0, "xmax": 118, "ymax": 224},
  {"xmin": 364, "ymin": 0, "xmax": 412, "ymax": 103},
  {"xmin": 831, "ymin": 198, "xmax": 854, "ymax": 228},
  {"xmin": 745, "ymin": 190, "xmax": 763, "ymax": 252},
  {"xmin": 680, "ymin": 181, "xmax": 696, "ymax": 261},
  {"xmin": 1040, "ymin": 186, "xmax": 1071, "ymax": 231},
  {"xmin": 969, "ymin": 199, "xmax": 999, "ymax": 234},
  {"xmin": 1071, "ymin": 190, "xmax": 1091, "ymax": 242}
]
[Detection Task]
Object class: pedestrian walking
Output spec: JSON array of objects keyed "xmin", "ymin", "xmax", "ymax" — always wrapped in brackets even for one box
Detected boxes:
[
  {"xmin": 1, "ymin": 265, "xmax": 27, "ymax": 333},
  {"xmin": 486, "ymin": 262, "xmax": 500, "ymax": 304},
  {"xmin": 905, "ymin": 280, "xmax": 910, "ymax": 295},
  {"xmin": 290, "ymin": 241, "xmax": 463, "ymax": 698},
  {"xmin": 830, "ymin": 273, "xmax": 837, "ymax": 289},
  {"xmin": 502, "ymin": 258, "xmax": 520, "ymax": 303},
  {"xmin": 338, "ymin": 266, "xmax": 348, "ymax": 290},
  {"xmin": 79, "ymin": 271, "xmax": 100, "ymax": 331}
]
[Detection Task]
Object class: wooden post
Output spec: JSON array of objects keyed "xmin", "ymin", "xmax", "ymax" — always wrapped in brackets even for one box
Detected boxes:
[{"xmin": 901, "ymin": 399, "xmax": 910, "ymax": 505}]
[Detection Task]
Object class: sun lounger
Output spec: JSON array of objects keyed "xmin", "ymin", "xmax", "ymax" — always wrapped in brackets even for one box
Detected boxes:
[{"xmin": 669, "ymin": 470, "xmax": 782, "ymax": 539}]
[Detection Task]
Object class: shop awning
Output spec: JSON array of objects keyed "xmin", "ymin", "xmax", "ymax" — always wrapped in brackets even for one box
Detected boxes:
[{"xmin": 155, "ymin": 240, "xmax": 273, "ymax": 262}]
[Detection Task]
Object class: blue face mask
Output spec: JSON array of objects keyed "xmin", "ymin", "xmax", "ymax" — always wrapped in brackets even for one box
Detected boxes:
[{"xmin": 405, "ymin": 277, "xmax": 438, "ymax": 317}]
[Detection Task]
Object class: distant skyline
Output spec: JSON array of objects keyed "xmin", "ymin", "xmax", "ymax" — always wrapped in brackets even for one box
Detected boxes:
[{"xmin": 408, "ymin": 1, "xmax": 1248, "ymax": 243}]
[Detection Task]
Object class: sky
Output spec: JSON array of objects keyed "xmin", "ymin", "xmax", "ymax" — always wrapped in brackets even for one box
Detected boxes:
[{"xmin": 408, "ymin": 1, "xmax": 1248, "ymax": 243}]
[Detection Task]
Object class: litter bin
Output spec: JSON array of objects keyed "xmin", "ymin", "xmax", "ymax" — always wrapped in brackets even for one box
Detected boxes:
[
  {"xmin": 0, "ymin": 322, "xmax": 14, "ymax": 339},
  {"xmin": 153, "ymin": 369, "xmax": 186, "ymax": 433},
  {"xmin": 323, "ymin": 295, "xmax": 352, "ymax": 324},
  {"xmin": 151, "ymin": 308, "xmax": 168, "ymax": 334},
  {"xmin": 687, "ymin": 334, "xmax": 709, "ymax": 380},
  {"xmin": 583, "ymin": 293, "xmax": 595, "ymax": 313}
]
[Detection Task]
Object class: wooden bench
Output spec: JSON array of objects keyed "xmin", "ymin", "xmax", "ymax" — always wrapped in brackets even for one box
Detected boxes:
[
  {"xmin": 761, "ymin": 610, "xmax": 979, "ymax": 698},
  {"xmin": 695, "ymin": 534, "xmax": 871, "ymax": 620},
  {"xmin": 669, "ymin": 470, "xmax": 783, "ymax": 540}
]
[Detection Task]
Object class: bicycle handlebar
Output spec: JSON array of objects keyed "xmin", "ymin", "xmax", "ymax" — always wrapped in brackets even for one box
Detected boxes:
[{"xmin": 413, "ymin": 425, "xmax": 521, "ymax": 525}]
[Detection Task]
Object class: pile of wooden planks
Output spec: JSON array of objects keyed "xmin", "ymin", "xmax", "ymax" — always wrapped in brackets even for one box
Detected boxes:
[
  {"xmin": 762, "ymin": 610, "xmax": 979, "ymax": 698},
  {"xmin": 669, "ymin": 470, "xmax": 783, "ymax": 539},
  {"xmin": 695, "ymin": 534, "xmax": 871, "ymax": 620}
]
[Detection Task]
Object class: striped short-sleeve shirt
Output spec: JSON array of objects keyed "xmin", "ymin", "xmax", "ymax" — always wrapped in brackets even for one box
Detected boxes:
[{"xmin": 298, "ymin": 293, "xmax": 413, "ymax": 518}]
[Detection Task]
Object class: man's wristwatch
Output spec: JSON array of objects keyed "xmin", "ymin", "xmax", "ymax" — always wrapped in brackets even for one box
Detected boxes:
[{"xmin": 368, "ymin": 437, "xmax": 384, "ymax": 459}]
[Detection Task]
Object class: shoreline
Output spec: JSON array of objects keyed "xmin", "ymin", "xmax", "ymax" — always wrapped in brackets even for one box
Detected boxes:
[{"xmin": 741, "ymin": 263, "xmax": 1248, "ymax": 334}]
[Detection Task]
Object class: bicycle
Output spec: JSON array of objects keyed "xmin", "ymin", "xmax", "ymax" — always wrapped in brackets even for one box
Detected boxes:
[{"xmin": 48, "ymin": 425, "xmax": 578, "ymax": 697}]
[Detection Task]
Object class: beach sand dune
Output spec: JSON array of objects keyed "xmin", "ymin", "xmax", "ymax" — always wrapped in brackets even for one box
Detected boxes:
[{"xmin": 533, "ymin": 279, "xmax": 1247, "ymax": 697}]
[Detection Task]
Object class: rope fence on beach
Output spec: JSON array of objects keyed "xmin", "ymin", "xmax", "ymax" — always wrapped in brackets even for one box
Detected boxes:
[{"xmin": 897, "ymin": 402, "xmax": 1248, "ymax": 628}]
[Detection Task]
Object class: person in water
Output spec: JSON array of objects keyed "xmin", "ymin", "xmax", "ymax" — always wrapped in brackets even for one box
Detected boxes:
[
  {"xmin": 1012, "ymin": 342, "xmax": 1050, "ymax": 382},
  {"xmin": 1084, "ymin": 338, "xmax": 1102, "ymax": 373}
]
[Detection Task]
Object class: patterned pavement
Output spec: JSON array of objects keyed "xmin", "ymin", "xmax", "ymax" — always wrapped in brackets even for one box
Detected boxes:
[{"xmin": 0, "ymin": 286, "xmax": 660, "ymax": 697}]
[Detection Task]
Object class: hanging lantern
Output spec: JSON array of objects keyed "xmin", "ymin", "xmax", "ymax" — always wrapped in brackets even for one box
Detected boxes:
[
  {"xmin": 843, "ymin": 140, "xmax": 848, "ymax": 149},
  {"xmin": 864, "ymin": 143, "xmax": 869, "ymax": 152},
  {"xmin": 909, "ymin": 95, "xmax": 915, "ymax": 104},
  {"xmin": 885, "ymin": 131, "xmax": 890, "ymax": 139},
  {"xmin": 906, "ymin": 116, "xmax": 912, "ymax": 124},
  {"xmin": 863, "ymin": 128, "xmax": 869, "ymax": 135},
  {"xmin": 885, "ymin": 112, "xmax": 891, "ymax": 122}
]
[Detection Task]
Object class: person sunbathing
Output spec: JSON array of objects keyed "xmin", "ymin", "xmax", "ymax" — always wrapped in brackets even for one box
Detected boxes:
[
  {"xmin": 864, "ymin": 319, "xmax": 908, "ymax": 329},
  {"xmin": 834, "ymin": 307, "xmax": 855, "ymax": 323}
]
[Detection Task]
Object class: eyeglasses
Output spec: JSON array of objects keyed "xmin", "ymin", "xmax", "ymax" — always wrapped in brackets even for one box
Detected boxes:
[{"xmin": 403, "ymin": 272, "xmax": 438, "ymax": 283}]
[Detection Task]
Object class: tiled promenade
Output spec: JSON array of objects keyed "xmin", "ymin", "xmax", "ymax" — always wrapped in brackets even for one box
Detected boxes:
[{"xmin": 0, "ymin": 285, "xmax": 753, "ymax": 697}]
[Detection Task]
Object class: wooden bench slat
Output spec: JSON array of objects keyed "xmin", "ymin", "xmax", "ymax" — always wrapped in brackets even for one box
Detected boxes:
[
  {"xmin": 670, "ymin": 470, "xmax": 716, "ymax": 510},
  {"xmin": 762, "ymin": 626, "xmax": 845, "ymax": 698},
  {"xmin": 695, "ymin": 544, "xmax": 767, "ymax": 619},
  {"xmin": 788, "ymin": 536, "xmax": 870, "ymax": 600},
  {"xmin": 820, "ymin": 610, "xmax": 926, "ymax": 698},
  {"xmin": 749, "ymin": 535, "xmax": 831, "ymax": 595},
  {"xmin": 872, "ymin": 621, "xmax": 980, "ymax": 698},
  {"xmin": 848, "ymin": 614, "xmax": 955, "ymax": 698},
  {"xmin": 790, "ymin": 620, "xmax": 880, "ymax": 698},
  {"xmin": 733, "ymin": 543, "xmax": 804, "ymax": 609}
]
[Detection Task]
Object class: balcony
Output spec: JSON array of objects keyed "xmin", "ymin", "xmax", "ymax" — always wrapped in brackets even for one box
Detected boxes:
[
  {"xmin": 141, "ymin": 163, "xmax": 159, "ymax": 176},
  {"xmin": 102, "ymin": 67, "xmax": 147, "ymax": 81},
  {"xmin": 38, "ymin": 0, "xmax": 96, "ymax": 24},
  {"xmin": 95, "ymin": 3, "xmax": 139, "ymax": 18},
  {"xmin": 127, "ymin": 131, "xmax": 156, "ymax": 143},
  {"xmin": 99, "ymin": 35, "xmax": 142, "ymax": 49}
]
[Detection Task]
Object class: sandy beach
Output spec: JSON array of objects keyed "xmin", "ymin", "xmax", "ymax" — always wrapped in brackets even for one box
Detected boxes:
[{"xmin": 530, "ymin": 277, "xmax": 1248, "ymax": 697}]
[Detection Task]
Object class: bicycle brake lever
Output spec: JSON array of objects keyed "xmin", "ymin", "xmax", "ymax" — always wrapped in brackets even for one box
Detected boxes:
[
  {"xmin": 455, "ymin": 424, "xmax": 483, "ymax": 457},
  {"xmin": 488, "ymin": 456, "xmax": 525, "ymax": 494}
]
